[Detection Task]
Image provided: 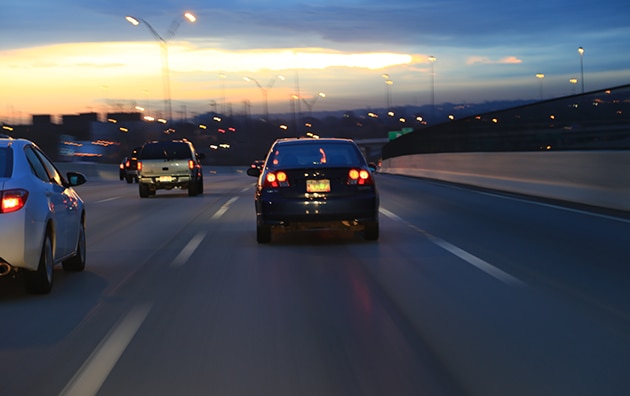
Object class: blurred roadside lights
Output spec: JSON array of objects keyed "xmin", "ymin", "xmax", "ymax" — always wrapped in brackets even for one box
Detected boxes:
[
  {"xmin": 157, "ymin": 118, "xmax": 167, "ymax": 124},
  {"xmin": 107, "ymin": 118, "xmax": 117, "ymax": 123},
  {"xmin": 199, "ymin": 124, "xmax": 207, "ymax": 130},
  {"xmin": 368, "ymin": 112, "xmax": 378, "ymax": 118},
  {"xmin": 210, "ymin": 144, "xmax": 218, "ymax": 150},
  {"xmin": 448, "ymin": 114, "xmax": 455, "ymax": 120},
  {"xmin": 184, "ymin": 12, "xmax": 196, "ymax": 22},
  {"xmin": 416, "ymin": 116, "xmax": 423, "ymax": 122},
  {"xmin": 387, "ymin": 111, "xmax": 394, "ymax": 117},
  {"xmin": 399, "ymin": 118, "xmax": 406, "ymax": 123},
  {"xmin": 143, "ymin": 116, "xmax": 155, "ymax": 122},
  {"xmin": 279, "ymin": 125, "xmax": 288, "ymax": 130},
  {"xmin": 135, "ymin": 106, "xmax": 145, "ymax": 112},
  {"xmin": 213, "ymin": 116, "xmax": 222, "ymax": 122},
  {"xmin": 2, "ymin": 125, "xmax": 13, "ymax": 132},
  {"xmin": 120, "ymin": 127, "xmax": 129, "ymax": 133}
]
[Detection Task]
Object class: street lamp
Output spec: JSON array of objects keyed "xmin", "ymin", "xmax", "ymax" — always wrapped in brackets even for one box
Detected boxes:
[
  {"xmin": 301, "ymin": 92, "xmax": 326, "ymax": 117},
  {"xmin": 125, "ymin": 12, "xmax": 196, "ymax": 124},
  {"xmin": 569, "ymin": 78, "xmax": 578, "ymax": 94},
  {"xmin": 381, "ymin": 74, "xmax": 392, "ymax": 113},
  {"xmin": 243, "ymin": 75, "xmax": 285, "ymax": 121},
  {"xmin": 428, "ymin": 56, "xmax": 436, "ymax": 122},
  {"xmin": 578, "ymin": 47, "xmax": 584, "ymax": 93},
  {"xmin": 536, "ymin": 73, "xmax": 545, "ymax": 100}
]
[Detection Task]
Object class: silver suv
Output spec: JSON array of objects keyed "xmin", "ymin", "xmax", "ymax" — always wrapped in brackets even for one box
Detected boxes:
[{"xmin": 137, "ymin": 139, "xmax": 204, "ymax": 197}]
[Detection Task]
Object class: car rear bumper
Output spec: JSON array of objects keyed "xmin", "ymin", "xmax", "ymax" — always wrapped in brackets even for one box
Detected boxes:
[
  {"xmin": 0, "ymin": 211, "xmax": 41, "ymax": 272},
  {"xmin": 256, "ymin": 193, "xmax": 379, "ymax": 226}
]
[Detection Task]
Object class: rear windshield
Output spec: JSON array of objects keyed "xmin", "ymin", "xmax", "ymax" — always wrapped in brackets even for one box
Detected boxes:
[
  {"xmin": 268, "ymin": 141, "xmax": 364, "ymax": 169},
  {"xmin": 0, "ymin": 147, "xmax": 13, "ymax": 178},
  {"xmin": 139, "ymin": 142, "xmax": 192, "ymax": 160}
]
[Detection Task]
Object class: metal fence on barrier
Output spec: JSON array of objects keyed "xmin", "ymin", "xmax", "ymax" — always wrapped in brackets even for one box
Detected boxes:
[{"xmin": 382, "ymin": 84, "xmax": 630, "ymax": 159}]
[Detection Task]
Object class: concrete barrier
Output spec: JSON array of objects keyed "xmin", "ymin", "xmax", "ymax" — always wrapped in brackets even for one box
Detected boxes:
[{"xmin": 380, "ymin": 151, "xmax": 630, "ymax": 212}]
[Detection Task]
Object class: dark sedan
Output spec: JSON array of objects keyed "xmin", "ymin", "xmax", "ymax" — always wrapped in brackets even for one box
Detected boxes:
[{"xmin": 246, "ymin": 137, "xmax": 379, "ymax": 243}]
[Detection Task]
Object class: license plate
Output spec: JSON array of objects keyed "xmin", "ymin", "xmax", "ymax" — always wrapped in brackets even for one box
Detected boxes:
[
  {"xmin": 159, "ymin": 176, "xmax": 173, "ymax": 182},
  {"xmin": 306, "ymin": 179, "xmax": 330, "ymax": 193}
]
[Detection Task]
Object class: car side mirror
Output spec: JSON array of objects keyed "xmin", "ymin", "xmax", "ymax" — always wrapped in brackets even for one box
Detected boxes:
[
  {"xmin": 67, "ymin": 172, "xmax": 87, "ymax": 186},
  {"xmin": 247, "ymin": 167, "xmax": 261, "ymax": 177}
]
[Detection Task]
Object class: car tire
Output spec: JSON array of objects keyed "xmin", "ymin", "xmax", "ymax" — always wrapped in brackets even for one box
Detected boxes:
[
  {"xmin": 198, "ymin": 178, "xmax": 204, "ymax": 194},
  {"xmin": 24, "ymin": 233, "xmax": 54, "ymax": 294},
  {"xmin": 62, "ymin": 220, "xmax": 86, "ymax": 271},
  {"xmin": 139, "ymin": 183, "xmax": 150, "ymax": 198},
  {"xmin": 364, "ymin": 221, "xmax": 379, "ymax": 241},
  {"xmin": 126, "ymin": 176, "xmax": 133, "ymax": 184},
  {"xmin": 256, "ymin": 224, "xmax": 272, "ymax": 243}
]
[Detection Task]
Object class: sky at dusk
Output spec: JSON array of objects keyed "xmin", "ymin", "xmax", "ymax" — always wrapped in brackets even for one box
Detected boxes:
[{"xmin": 1, "ymin": 0, "xmax": 629, "ymax": 122}]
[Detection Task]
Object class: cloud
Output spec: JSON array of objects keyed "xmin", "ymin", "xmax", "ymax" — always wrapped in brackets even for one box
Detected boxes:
[{"xmin": 466, "ymin": 56, "xmax": 523, "ymax": 65}]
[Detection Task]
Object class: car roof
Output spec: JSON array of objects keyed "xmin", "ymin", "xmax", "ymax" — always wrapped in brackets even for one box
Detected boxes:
[{"xmin": 273, "ymin": 137, "xmax": 354, "ymax": 145}]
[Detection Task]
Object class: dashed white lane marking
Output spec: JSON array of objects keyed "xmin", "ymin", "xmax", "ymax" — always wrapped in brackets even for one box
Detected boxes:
[
  {"xmin": 171, "ymin": 231, "xmax": 207, "ymax": 268},
  {"xmin": 94, "ymin": 197, "xmax": 119, "ymax": 204},
  {"xmin": 380, "ymin": 208, "xmax": 525, "ymax": 287},
  {"xmin": 60, "ymin": 303, "xmax": 152, "ymax": 396},
  {"xmin": 211, "ymin": 196, "xmax": 239, "ymax": 220}
]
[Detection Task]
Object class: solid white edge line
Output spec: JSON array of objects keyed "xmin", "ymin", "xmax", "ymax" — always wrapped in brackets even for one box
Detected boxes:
[
  {"xmin": 59, "ymin": 303, "xmax": 152, "ymax": 396},
  {"xmin": 171, "ymin": 231, "xmax": 207, "ymax": 268},
  {"xmin": 379, "ymin": 208, "xmax": 525, "ymax": 287}
]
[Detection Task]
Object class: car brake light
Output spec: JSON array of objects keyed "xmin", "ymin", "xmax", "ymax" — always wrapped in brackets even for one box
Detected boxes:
[
  {"xmin": 1, "ymin": 189, "xmax": 28, "ymax": 213},
  {"xmin": 137, "ymin": 161, "xmax": 142, "ymax": 171},
  {"xmin": 347, "ymin": 168, "xmax": 372, "ymax": 185},
  {"xmin": 263, "ymin": 171, "xmax": 289, "ymax": 188}
]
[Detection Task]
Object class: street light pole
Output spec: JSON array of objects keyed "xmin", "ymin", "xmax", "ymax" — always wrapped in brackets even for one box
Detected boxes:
[
  {"xmin": 381, "ymin": 74, "xmax": 392, "ymax": 114},
  {"xmin": 125, "ymin": 12, "xmax": 196, "ymax": 124},
  {"xmin": 536, "ymin": 73, "xmax": 545, "ymax": 100},
  {"xmin": 428, "ymin": 56, "xmax": 436, "ymax": 122},
  {"xmin": 243, "ymin": 75, "xmax": 285, "ymax": 121},
  {"xmin": 578, "ymin": 47, "xmax": 584, "ymax": 93},
  {"xmin": 301, "ymin": 92, "xmax": 326, "ymax": 117}
]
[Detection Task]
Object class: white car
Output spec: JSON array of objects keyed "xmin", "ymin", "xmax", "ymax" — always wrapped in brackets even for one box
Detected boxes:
[{"xmin": 0, "ymin": 135, "xmax": 87, "ymax": 294}]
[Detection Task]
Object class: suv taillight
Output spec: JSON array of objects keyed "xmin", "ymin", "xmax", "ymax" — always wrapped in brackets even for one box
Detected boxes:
[
  {"xmin": 263, "ymin": 171, "xmax": 289, "ymax": 188},
  {"xmin": 347, "ymin": 168, "xmax": 372, "ymax": 185},
  {"xmin": 1, "ymin": 189, "xmax": 28, "ymax": 213},
  {"xmin": 137, "ymin": 161, "xmax": 142, "ymax": 171}
]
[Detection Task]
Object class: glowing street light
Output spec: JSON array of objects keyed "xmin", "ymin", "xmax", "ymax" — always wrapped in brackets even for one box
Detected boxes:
[
  {"xmin": 243, "ymin": 75, "xmax": 285, "ymax": 121},
  {"xmin": 536, "ymin": 73, "xmax": 545, "ymax": 100},
  {"xmin": 569, "ymin": 78, "xmax": 578, "ymax": 94},
  {"xmin": 125, "ymin": 12, "xmax": 197, "ymax": 123}
]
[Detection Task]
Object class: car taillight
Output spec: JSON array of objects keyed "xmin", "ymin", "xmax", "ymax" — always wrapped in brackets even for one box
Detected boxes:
[
  {"xmin": 137, "ymin": 161, "xmax": 142, "ymax": 171},
  {"xmin": 1, "ymin": 189, "xmax": 28, "ymax": 213},
  {"xmin": 189, "ymin": 160, "xmax": 195, "ymax": 170},
  {"xmin": 263, "ymin": 171, "xmax": 290, "ymax": 188},
  {"xmin": 125, "ymin": 160, "xmax": 131, "ymax": 168},
  {"xmin": 347, "ymin": 168, "xmax": 372, "ymax": 185},
  {"xmin": 119, "ymin": 163, "xmax": 124, "ymax": 170}
]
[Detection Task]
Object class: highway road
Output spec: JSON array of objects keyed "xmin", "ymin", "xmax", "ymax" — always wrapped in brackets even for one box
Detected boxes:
[{"xmin": 2, "ymin": 168, "xmax": 630, "ymax": 395}]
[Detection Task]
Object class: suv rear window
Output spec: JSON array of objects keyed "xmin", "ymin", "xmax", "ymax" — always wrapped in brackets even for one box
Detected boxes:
[
  {"xmin": 0, "ymin": 147, "xmax": 13, "ymax": 178},
  {"xmin": 139, "ymin": 141, "xmax": 192, "ymax": 160}
]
